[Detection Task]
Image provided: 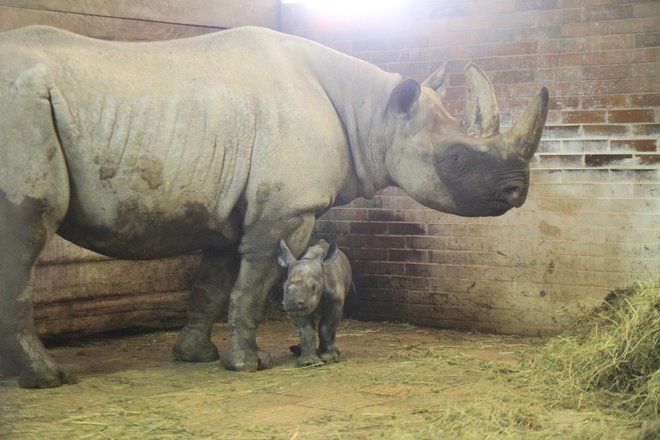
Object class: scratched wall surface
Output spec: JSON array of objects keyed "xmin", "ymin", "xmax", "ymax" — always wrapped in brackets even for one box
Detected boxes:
[
  {"xmin": 0, "ymin": 0, "xmax": 279, "ymax": 337},
  {"xmin": 282, "ymin": 0, "xmax": 659, "ymax": 335}
]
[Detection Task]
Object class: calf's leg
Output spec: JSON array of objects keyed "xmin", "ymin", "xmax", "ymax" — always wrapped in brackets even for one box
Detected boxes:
[
  {"xmin": 293, "ymin": 315, "xmax": 322, "ymax": 367},
  {"xmin": 318, "ymin": 298, "xmax": 344, "ymax": 363}
]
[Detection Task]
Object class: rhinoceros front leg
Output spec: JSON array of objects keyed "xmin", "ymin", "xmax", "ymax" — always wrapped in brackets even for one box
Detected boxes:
[
  {"xmin": 173, "ymin": 249, "xmax": 240, "ymax": 362},
  {"xmin": 293, "ymin": 315, "xmax": 323, "ymax": 367},
  {"xmin": 223, "ymin": 215, "xmax": 315, "ymax": 371}
]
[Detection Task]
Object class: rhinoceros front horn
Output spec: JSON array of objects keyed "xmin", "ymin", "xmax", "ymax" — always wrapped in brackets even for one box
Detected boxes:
[
  {"xmin": 504, "ymin": 87, "xmax": 549, "ymax": 161},
  {"xmin": 463, "ymin": 63, "xmax": 500, "ymax": 138}
]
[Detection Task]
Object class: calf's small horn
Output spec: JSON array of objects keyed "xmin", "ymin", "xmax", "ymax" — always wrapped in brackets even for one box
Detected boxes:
[{"xmin": 504, "ymin": 87, "xmax": 549, "ymax": 161}]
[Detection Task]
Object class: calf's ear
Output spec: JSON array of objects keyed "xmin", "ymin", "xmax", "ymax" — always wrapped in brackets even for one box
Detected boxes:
[
  {"xmin": 389, "ymin": 78, "xmax": 421, "ymax": 117},
  {"xmin": 278, "ymin": 239, "xmax": 297, "ymax": 267},
  {"xmin": 323, "ymin": 243, "xmax": 340, "ymax": 265}
]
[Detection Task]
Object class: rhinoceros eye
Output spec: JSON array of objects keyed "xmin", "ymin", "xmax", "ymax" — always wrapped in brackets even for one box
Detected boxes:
[{"xmin": 450, "ymin": 153, "xmax": 460, "ymax": 161}]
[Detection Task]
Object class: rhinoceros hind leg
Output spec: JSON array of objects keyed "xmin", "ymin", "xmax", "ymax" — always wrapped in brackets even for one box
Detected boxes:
[
  {"xmin": 0, "ymin": 171, "xmax": 71, "ymax": 388},
  {"xmin": 173, "ymin": 250, "xmax": 239, "ymax": 362},
  {"xmin": 0, "ymin": 69, "xmax": 71, "ymax": 387}
]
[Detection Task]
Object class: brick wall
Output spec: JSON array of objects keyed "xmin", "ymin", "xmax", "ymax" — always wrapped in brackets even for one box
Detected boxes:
[{"xmin": 282, "ymin": 0, "xmax": 659, "ymax": 335}]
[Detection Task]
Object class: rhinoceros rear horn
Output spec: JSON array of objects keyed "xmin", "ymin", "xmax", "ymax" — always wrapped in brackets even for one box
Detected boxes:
[
  {"xmin": 422, "ymin": 63, "xmax": 447, "ymax": 98},
  {"xmin": 463, "ymin": 63, "xmax": 500, "ymax": 138},
  {"xmin": 505, "ymin": 87, "xmax": 549, "ymax": 161}
]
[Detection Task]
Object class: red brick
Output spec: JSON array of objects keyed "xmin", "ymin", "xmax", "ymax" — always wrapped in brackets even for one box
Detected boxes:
[
  {"xmin": 389, "ymin": 249, "xmax": 428, "ymax": 263},
  {"xmin": 549, "ymin": 96, "xmax": 579, "ymax": 110},
  {"xmin": 610, "ymin": 140, "xmax": 657, "ymax": 153},
  {"xmin": 630, "ymin": 94, "xmax": 660, "ymax": 108},
  {"xmin": 610, "ymin": 169, "xmax": 658, "ymax": 182},
  {"xmin": 493, "ymin": 41, "xmax": 538, "ymax": 56},
  {"xmin": 561, "ymin": 140, "xmax": 608, "ymax": 153},
  {"xmin": 631, "ymin": 124, "xmax": 660, "ymax": 136},
  {"xmin": 636, "ymin": 154, "xmax": 660, "ymax": 165},
  {"xmin": 582, "ymin": 65, "xmax": 631, "ymax": 80},
  {"xmin": 515, "ymin": 0, "xmax": 558, "ymax": 11},
  {"xmin": 561, "ymin": 110, "xmax": 606, "ymax": 124},
  {"xmin": 562, "ymin": 17, "xmax": 657, "ymax": 38},
  {"xmin": 367, "ymin": 209, "xmax": 404, "ymax": 222},
  {"xmin": 350, "ymin": 222, "xmax": 387, "ymax": 234},
  {"xmin": 583, "ymin": 4, "xmax": 633, "ymax": 21},
  {"xmin": 581, "ymin": 125, "xmax": 628, "ymax": 136},
  {"xmin": 635, "ymin": 32, "xmax": 660, "ymax": 48},
  {"xmin": 608, "ymin": 109, "xmax": 655, "ymax": 123},
  {"xmin": 365, "ymin": 262, "xmax": 405, "ymax": 275},
  {"xmin": 585, "ymin": 154, "xmax": 633, "ymax": 167},
  {"xmin": 538, "ymin": 140, "xmax": 561, "ymax": 153},
  {"xmin": 388, "ymin": 223, "xmax": 427, "ymax": 236},
  {"xmin": 539, "ymin": 154, "xmax": 584, "ymax": 168},
  {"xmin": 491, "ymin": 70, "xmax": 535, "ymax": 84},
  {"xmin": 542, "ymin": 125, "xmax": 580, "ymax": 139},
  {"xmin": 351, "ymin": 248, "xmax": 388, "ymax": 262}
]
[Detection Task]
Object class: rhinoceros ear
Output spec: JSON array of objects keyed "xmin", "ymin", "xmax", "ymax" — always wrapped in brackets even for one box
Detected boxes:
[
  {"xmin": 422, "ymin": 62, "xmax": 447, "ymax": 98},
  {"xmin": 322, "ymin": 243, "xmax": 340, "ymax": 265},
  {"xmin": 463, "ymin": 63, "xmax": 500, "ymax": 138},
  {"xmin": 278, "ymin": 239, "xmax": 297, "ymax": 267},
  {"xmin": 389, "ymin": 78, "xmax": 421, "ymax": 117}
]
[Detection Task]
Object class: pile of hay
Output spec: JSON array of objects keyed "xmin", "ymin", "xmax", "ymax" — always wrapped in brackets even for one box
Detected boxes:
[{"xmin": 534, "ymin": 280, "xmax": 659, "ymax": 419}]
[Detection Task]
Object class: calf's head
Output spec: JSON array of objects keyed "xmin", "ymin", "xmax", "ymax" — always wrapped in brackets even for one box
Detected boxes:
[
  {"xmin": 384, "ymin": 63, "xmax": 548, "ymax": 217},
  {"xmin": 278, "ymin": 239, "xmax": 339, "ymax": 316}
]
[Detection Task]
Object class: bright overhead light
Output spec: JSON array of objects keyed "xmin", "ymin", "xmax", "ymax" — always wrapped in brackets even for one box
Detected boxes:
[{"xmin": 282, "ymin": 0, "xmax": 406, "ymax": 19}]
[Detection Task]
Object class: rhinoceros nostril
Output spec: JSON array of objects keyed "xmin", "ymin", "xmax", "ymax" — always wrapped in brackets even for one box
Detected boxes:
[
  {"xmin": 295, "ymin": 301, "xmax": 307, "ymax": 310},
  {"xmin": 500, "ymin": 185, "xmax": 524, "ymax": 208}
]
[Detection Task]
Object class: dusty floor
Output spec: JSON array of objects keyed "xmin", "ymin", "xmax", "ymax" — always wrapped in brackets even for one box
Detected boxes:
[{"xmin": 0, "ymin": 320, "xmax": 644, "ymax": 439}]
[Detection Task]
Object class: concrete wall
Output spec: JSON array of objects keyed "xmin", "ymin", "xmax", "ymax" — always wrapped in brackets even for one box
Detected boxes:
[{"xmin": 281, "ymin": 0, "xmax": 659, "ymax": 335}]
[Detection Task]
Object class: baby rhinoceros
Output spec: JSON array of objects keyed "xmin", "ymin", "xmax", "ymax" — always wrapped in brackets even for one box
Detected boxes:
[{"xmin": 278, "ymin": 239, "xmax": 352, "ymax": 367}]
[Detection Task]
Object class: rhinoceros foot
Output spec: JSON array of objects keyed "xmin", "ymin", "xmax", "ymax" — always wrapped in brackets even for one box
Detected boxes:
[
  {"xmin": 318, "ymin": 346, "xmax": 341, "ymax": 364},
  {"xmin": 18, "ymin": 361, "xmax": 76, "ymax": 389},
  {"xmin": 172, "ymin": 328, "xmax": 220, "ymax": 362},
  {"xmin": 296, "ymin": 354, "xmax": 323, "ymax": 367},
  {"xmin": 289, "ymin": 344, "xmax": 302, "ymax": 356},
  {"xmin": 222, "ymin": 348, "xmax": 272, "ymax": 372}
]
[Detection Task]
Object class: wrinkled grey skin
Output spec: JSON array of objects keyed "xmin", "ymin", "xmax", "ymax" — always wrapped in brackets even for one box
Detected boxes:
[
  {"xmin": 278, "ymin": 239, "xmax": 351, "ymax": 367},
  {"xmin": 0, "ymin": 25, "xmax": 548, "ymax": 388}
]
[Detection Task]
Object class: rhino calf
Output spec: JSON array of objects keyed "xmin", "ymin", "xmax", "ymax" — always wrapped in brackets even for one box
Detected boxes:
[{"xmin": 278, "ymin": 239, "xmax": 352, "ymax": 366}]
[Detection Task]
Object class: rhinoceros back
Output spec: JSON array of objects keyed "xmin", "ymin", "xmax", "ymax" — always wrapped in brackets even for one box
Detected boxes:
[{"xmin": 0, "ymin": 26, "xmax": 288, "ymax": 258}]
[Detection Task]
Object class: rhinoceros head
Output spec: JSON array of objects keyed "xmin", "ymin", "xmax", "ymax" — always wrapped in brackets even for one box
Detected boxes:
[{"xmin": 384, "ymin": 63, "xmax": 548, "ymax": 217}]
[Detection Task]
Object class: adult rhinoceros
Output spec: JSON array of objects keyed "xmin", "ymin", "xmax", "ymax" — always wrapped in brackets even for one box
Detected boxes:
[{"xmin": 0, "ymin": 25, "xmax": 548, "ymax": 388}]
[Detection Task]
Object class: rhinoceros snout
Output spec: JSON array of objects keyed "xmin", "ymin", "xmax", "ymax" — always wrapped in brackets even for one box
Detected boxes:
[{"xmin": 499, "ymin": 184, "xmax": 526, "ymax": 208}]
